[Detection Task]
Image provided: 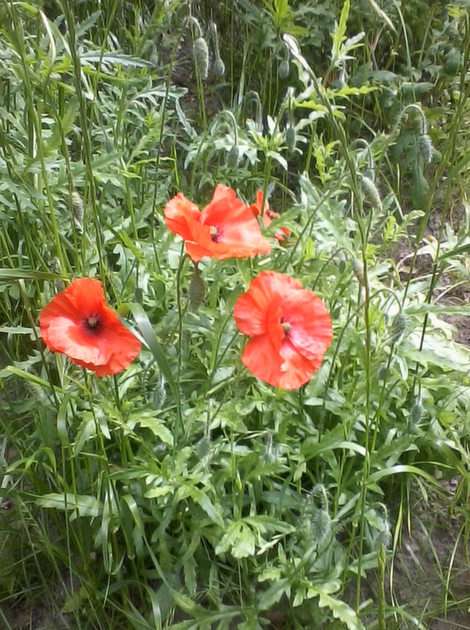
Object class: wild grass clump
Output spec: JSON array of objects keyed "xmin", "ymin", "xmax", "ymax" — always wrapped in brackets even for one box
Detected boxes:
[{"xmin": 1, "ymin": 1, "xmax": 470, "ymax": 628}]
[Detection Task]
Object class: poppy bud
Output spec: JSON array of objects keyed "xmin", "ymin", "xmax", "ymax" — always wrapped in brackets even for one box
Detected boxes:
[
  {"xmin": 227, "ymin": 145, "xmax": 240, "ymax": 168},
  {"xmin": 391, "ymin": 313, "xmax": 407, "ymax": 342},
  {"xmin": 418, "ymin": 134, "xmax": 433, "ymax": 164},
  {"xmin": 213, "ymin": 56, "xmax": 225, "ymax": 77},
  {"xmin": 377, "ymin": 366, "xmax": 388, "ymax": 381},
  {"xmin": 285, "ymin": 126, "xmax": 296, "ymax": 153},
  {"xmin": 209, "ymin": 22, "xmax": 225, "ymax": 78},
  {"xmin": 352, "ymin": 258, "xmax": 364, "ymax": 284},
  {"xmin": 72, "ymin": 191, "xmax": 84, "ymax": 231},
  {"xmin": 193, "ymin": 37, "xmax": 209, "ymax": 80},
  {"xmin": 189, "ymin": 266, "xmax": 205, "ymax": 310},
  {"xmin": 410, "ymin": 401, "xmax": 424, "ymax": 424},
  {"xmin": 360, "ymin": 174, "xmax": 382, "ymax": 210},
  {"xmin": 278, "ymin": 59, "xmax": 290, "ymax": 79},
  {"xmin": 443, "ymin": 48, "xmax": 460, "ymax": 76},
  {"xmin": 411, "ymin": 168, "xmax": 430, "ymax": 209}
]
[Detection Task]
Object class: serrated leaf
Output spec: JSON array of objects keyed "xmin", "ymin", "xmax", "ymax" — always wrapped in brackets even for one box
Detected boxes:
[
  {"xmin": 257, "ymin": 578, "xmax": 290, "ymax": 610},
  {"xmin": 318, "ymin": 592, "xmax": 364, "ymax": 630},
  {"xmin": 136, "ymin": 416, "xmax": 174, "ymax": 446}
]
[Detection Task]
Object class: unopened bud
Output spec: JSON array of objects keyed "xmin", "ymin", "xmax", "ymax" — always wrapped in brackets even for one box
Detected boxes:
[
  {"xmin": 189, "ymin": 266, "xmax": 205, "ymax": 310},
  {"xmin": 418, "ymin": 134, "xmax": 433, "ymax": 164},
  {"xmin": 278, "ymin": 59, "xmax": 290, "ymax": 79},
  {"xmin": 213, "ymin": 56, "xmax": 225, "ymax": 77},
  {"xmin": 352, "ymin": 258, "xmax": 364, "ymax": 284},
  {"xmin": 72, "ymin": 191, "xmax": 84, "ymax": 231},
  {"xmin": 227, "ymin": 145, "xmax": 240, "ymax": 168},
  {"xmin": 285, "ymin": 126, "xmax": 296, "ymax": 153},
  {"xmin": 410, "ymin": 401, "xmax": 424, "ymax": 424},
  {"xmin": 361, "ymin": 175, "xmax": 382, "ymax": 210},
  {"xmin": 391, "ymin": 313, "xmax": 407, "ymax": 342},
  {"xmin": 193, "ymin": 37, "xmax": 209, "ymax": 80}
]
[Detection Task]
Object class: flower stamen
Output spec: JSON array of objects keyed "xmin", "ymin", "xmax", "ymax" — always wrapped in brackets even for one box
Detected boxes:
[
  {"xmin": 209, "ymin": 225, "xmax": 221, "ymax": 242},
  {"xmin": 281, "ymin": 320, "xmax": 291, "ymax": 335},
  {"xmin": 86, "ymin": 315, "xmax": 100, "ymax": 330}
]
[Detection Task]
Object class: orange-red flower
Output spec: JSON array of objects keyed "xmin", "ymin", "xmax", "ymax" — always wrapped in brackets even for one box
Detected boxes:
[
  {"xmin": 250, "ymin": 191, "xmax": 290, "ymax": 242},
  {"xmin": 39, "ymin": 278, "xmax": 141, "ymax": 377},
  {"xmin": 234, "ymin": 271, "xmax": 332, "ymax": 390},
  {"xmin": 164, "ymin": 185, "xmax": 272, "ymax": 262}
]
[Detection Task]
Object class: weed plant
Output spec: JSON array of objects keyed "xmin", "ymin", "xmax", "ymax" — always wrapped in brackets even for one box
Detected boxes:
[{"xmin": 0, "ymin": 1, "xmax": 470, "ymax": 628}]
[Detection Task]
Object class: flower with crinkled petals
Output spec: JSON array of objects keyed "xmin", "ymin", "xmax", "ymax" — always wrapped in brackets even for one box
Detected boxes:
[
  {"xmin": 164, "ymin": 185, "xmax": 272, "ymax": 262},
  {"xmin": 39, "ymin": 278, "xmax": 141, "ymax": 376},
  {"xmin": 234, "ymin": 271, "xmax": 332, "ymax": 390},
  {"xmin": 250, "ymin": 191, "xmax": 290, "ymax": 242}
]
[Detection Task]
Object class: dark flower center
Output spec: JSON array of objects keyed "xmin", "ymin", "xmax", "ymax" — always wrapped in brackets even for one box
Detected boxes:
[
  {"xmin": 281, "ymin": 319, "xmax": 291, "ymax": 335},
  {"xmin": 209, "ymin": 225, "xmax": 222, "ymax": 243},
  {"xmin": 85, "ymin": 315, "xmax": 101, "ymax": 331}
]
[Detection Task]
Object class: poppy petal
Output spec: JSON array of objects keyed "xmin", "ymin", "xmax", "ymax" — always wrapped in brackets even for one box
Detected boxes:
[
  {"xmin": 202, "ymin": 192, "xmax": 271, "ymax": 257},
  {"xmin": 283, "ymin": 291, "xmax": 333, "ymax": 361},
  {"xmin": 164, "ymin": 193, "xmax": 202, "ymax": 241},
  {"xmin": 278, "ymin": 339, "xmax": 319, "ymax": 390},
  {"xmin": 211, "ymin": 184, "xmax": 237, "ymax": 203},
  {"xmin": 241, "ymin": 335, "xmax": 284, "ymax": 388}
]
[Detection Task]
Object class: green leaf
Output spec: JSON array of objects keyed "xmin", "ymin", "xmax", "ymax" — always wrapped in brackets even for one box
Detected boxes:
[
  {"xmin": 0, "ymin": 269, "xmax": 64, "ymax": 282},
  {"xmin": 439, "ymin": 242, "xmax": 470, "ymax": 260},
  {"xmin": 189, "ymin": 488, "xmax": 224, "ymax": 528},
  {"xmin": 332, "ymin": 0, "xmax": 350, "ymax": 62},
  {"xmin": 302, "ymin": 428, "xmax": 366, "ymax": 460},
  {"xmin": 80, "ymin": 52, "xmax": 154, "ymax": 68},
  {"xmin": 257, "ymin": 578, "xmax": 290, "ymax": 610},
  {"xmin": 318, "ymin": 592, "xmax": 364, "ymax": 630},
  {"xmin": 36, "ymin": 493, "xmax": 101, "ymax": 517},
  {"xmin": 404, "ymin": 333, "xmax": 470, "ymax": 372},
  {"xmin": 136, "ymin": 415, "xmax": 174, "ymax": 447},
  {"xmin": 365, "ymin": 0, "xmax": 396, "ymax": 32},
  {"xmin": 1, "ymin": 366, "xmax": 54, "ymax": 391},
  {"xmin": 128, "ymin": 303, "xmax": 178, "ymax": 399},
  {"xmin": 0, "ymin": 326, "xmax": 33, "ymax": 335},
  {"xmin": 368, "ymin": 465, "xmax": 440, "ymax": 486},
  {"xmin": 215, "ymin": 521, "xmax": 256, "ymax": 558}
]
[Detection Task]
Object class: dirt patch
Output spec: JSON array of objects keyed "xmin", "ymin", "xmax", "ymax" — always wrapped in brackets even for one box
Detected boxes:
[{"xmin": 391, "ymin": 482, "xmax": 470, "ymax": 628}]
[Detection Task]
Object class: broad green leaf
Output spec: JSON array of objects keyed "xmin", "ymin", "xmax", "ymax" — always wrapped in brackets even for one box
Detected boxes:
[
  {"xmin": 257, "ymin": 578, "xmax": 290, "ymax": 610},
  {"xmin": 302, "ymin": 428, "xmax": 366, "ymax": 460},
  {"xmin": 404, "ymin": 333, "xmax": 470, "ymax": 372},
  {"xmin": 318, "ymin": 592, "xmax": 364, "ymax": 630},
  {"xmin": 36, "ymin": 493, "xmax": 101, "ymax": 517},
  {"xmin": 136, "ymin": 415, "xmax": 174, "ymax": 447},
  {"xmin": 215, "ymin": 521, "xmax": 256, "ymax": 558},
  {"xmin": 80, "ymin": 52, "xmax": 154, "ymax": 68},
  {"xmin": 189, "ymin": 488, "xmax": 224, "ymax": 528},
  {"xmin": 368, "ymin": 465, "xmax": 440, "ymax": 486}
]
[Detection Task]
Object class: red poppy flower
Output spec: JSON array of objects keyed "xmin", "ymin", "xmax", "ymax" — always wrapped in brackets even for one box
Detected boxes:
[
  {"xmin": 164, "ymin": 184, "xmax": 272, "ymax": 262},
  {"xmin": 39, "ymin": 278, "xmax": 141, "ymax": 377},
  {"xmin": 250, "ymin": 191, "xmax": 290, "ymax": 242},
  {"xmin": 234, "ymin": 271, "xmax": 332, "ymax": 390}
]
